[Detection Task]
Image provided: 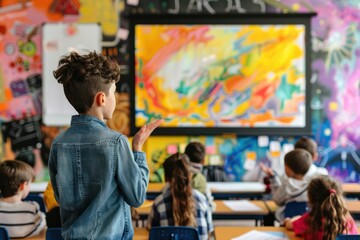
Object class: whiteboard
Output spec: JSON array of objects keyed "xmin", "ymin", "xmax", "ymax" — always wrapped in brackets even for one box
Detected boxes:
[{"xmin": 42, "ymin": 23, "xmax": 102, "ymax": 126}]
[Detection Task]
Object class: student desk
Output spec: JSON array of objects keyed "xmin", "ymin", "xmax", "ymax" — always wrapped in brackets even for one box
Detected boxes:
[
  {"xmin": 136, "ymin": 199, "xmax": 270, "ymax": 226},
  {"xmin": 265, "ymin": 200, "xmax": 360, "ymax": 220},
  {"xmin": 146, "ymin": 183, "xmax": 165, "ymax": 199},
  {"xmin": 343, "ymin": 183, "xmax": 360, "ymax": 199},
  {"xmin": 208, "ymin": 182, "xmax": 266, "ymax": 199},
  {"xmin": 146, "ymin": 182, "xmax": 266, "ymax": 200},
  {"xmin": 212, "ymin": 200, "xmax": 269, "ymax": 225},
  {"xmin": 29, "ymin": 181, "xmax": 48, "ymax": 194},
  {"xmin": 214, "ymin": 226, "xmax": 302, "ymax": 240},
  {"xmin": 346, "ymin": 200, "xmax": 360, "ymax": 220},
  {"xmin": 133, "ymin": 228, "xmax": 149, "ymax": 240}
]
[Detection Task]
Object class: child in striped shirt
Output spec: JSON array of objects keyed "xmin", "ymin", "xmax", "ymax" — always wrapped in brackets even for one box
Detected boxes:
[{"xmin": 0, "ymin": 160, "xmax": 46, "ymax": 238}]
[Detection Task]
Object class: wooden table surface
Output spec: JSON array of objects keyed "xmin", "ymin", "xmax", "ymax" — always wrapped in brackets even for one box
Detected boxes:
[
  {"xmin": 214, "ymin": 200, "xmax": 269, "ymax": 215},
  {"xmin": 343, "ymin": 183, "xmax": 360, "ymax": 198},
  {"xmin": 146, "ymin": 182, "xmax": 267, "ymax": 199},
  {"xmin": 136, "ymin": 199, "xmax": 270, "ymax": 216}
]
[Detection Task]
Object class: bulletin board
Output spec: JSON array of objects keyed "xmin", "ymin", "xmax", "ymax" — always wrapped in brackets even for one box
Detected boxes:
[{"xmin": 42, "ymin": 23, "xmax": 102, "ymax": 126}]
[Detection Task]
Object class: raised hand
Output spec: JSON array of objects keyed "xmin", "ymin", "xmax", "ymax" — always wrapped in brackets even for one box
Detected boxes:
[
  {"xmin": 132, "ymin": 119, "xmax": 163, "ymax": 152},
  {"xmin": 259, "ymin": 162, "xmax": 274, "ymax": 177}
]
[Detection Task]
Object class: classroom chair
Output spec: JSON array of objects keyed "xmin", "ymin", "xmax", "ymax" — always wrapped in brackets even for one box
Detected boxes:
[
  {"xmin": 24, "ymin": 194, "xmax": 46, "ymax": 213},
  {"xmin": 46, "ymin": 228, "xmax": 63, "ymax": 240},
  {"xmin": 0, "ymin": 227, "xmax": 10, "ymax": 240},
  {"xmin": 336, "ymin": 235, "xmax": 360, "ymax": 240},
  {"xmin": 149, "ymin": 226, "xmax": 200, "ymax": 240},
  {"xmin": 284, "ymin": 201, "xmax": 308, "ymax": 218}
]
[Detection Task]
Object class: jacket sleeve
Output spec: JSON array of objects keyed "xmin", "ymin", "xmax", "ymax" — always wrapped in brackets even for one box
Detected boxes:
[
  {"xmin": 115, "ymin": 135, "xmax": 149, "ymax": 207},
  {"xmin": 270, "ymin": 173, "xmax": 288, "ymax": 206}
]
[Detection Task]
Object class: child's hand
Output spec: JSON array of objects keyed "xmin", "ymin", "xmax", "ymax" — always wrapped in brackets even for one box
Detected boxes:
[
  {"xmin": 259, "ymin": 162, "xmax": 274, "ymax": 177},
  {"xmin": 132, "ymin": 119, "xmax": 163, "ymax": 151}
]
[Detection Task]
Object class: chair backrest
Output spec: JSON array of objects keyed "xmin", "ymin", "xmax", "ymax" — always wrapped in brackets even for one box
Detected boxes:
[
  {"xmin": 336, "ymin": 235, "xmax": 360, "ymax": 240},
  {"xmin": 24, "ymin": 194, "xmax": 46, "ymax": 213},
  {"xmin": 46, "ymin": 228, "xmax": 63, "ymax": 240},
  {"xmin": 284, "ymin": 201, "xmax": 308, "ymax": 218},
  {"xmin": 202, "ymin": 165, "xmax": 229, "ymax": 182},
  {"xmin": 0, "ymin": 227, "xmax": 10, "ymax": 240},
  {"xmin": 149, "ymin": 226, "xmax": 200, "ymax": 240}
]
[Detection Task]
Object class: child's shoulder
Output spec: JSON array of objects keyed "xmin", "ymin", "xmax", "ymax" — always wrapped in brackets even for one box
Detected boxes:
[
  {"xmin": 0, "ymin": 200, "xmax": 38, "ymax": 212},
  {"xmin": 193, "ymin": 172, "xmax": 207, "ymax": 181},
  {"xmin": 192, "ymin": 188, "xmax": 207, "ymax": 201}
]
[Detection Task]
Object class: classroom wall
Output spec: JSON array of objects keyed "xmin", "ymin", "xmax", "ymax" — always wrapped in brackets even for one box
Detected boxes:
[{"xmin": 0, "ymin": 0, "xmax": 359, "ymax": 183}]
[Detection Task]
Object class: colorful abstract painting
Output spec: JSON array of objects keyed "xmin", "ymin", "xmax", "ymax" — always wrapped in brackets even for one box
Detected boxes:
[{"xmin": 135, "ymin": 24, "xmax": 306, "ymax": 130}]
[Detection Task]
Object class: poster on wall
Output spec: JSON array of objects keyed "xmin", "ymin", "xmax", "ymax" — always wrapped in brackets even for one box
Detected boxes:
[{"xmin": 42, "ymin": 23, "xmax": 102, "ymax": 126}]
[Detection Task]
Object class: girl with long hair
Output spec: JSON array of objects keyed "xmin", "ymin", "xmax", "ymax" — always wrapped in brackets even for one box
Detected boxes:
[
  {"xmin": 285, "ymin": 175, "xmax": 358, "ymax": 239},
  {"xmin": 147, "ymin": 153, "xmax": 213, "ymax": 240}
]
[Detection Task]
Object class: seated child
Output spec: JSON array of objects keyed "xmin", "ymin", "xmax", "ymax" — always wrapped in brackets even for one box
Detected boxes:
[
  {"xmin": 269, "ymin": 149, "xmax": 314, "ymax": 222},
  {"xmin": 147, "ymin": 153, "xmax": 213, "ymax": 240},
  {"xmin": 185, "ymin": 142, "xmax": 208, "ymax": 195},
  {"xmin": 43, "ymin": 181, "xmax": 61, "ymax": 228},
  {"xmin": 285, "ymin": 175, "xmax": 358, "ymax": 239},
  {"xmin": 294, "ymin": 136, "xmax": 328, "ymax": 179},
  {"xmin": 0, "ymin": 160, "xmax": 46, "ymax": 238},
  {"xmin": 261, "ymin": 136, "xmax": 328, "ymax": 180},
  {"xmin": 185, "ymin": 142, "xmax": 216, "ymax": 211}
]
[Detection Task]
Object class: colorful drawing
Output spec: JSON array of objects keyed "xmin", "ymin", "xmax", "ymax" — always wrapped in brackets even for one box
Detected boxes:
[{"xmin": 135, "ymin": 24, "xmax": 306, "ymax": 129}]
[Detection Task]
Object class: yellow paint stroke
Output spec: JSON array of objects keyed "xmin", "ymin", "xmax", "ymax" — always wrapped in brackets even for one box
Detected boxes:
[{"xmin": 79, "ymin": 0, "xmax": 119, "ymax": 36}]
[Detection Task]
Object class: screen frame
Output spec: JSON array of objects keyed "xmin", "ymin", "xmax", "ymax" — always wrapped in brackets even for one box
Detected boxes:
[{"xmin": 128, "ymin": 13, "xmax": 315, "ymax": 136}]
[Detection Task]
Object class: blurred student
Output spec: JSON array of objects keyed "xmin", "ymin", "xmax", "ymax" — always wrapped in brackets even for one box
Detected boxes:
[
  {"xmin": 294, "ymin": 136, "xmax": 328, "ymax": 178},
  {"xmin": 43, "ymin": 181, "xmax": 61, "ymax": 228},
  {"xmin": 147, "ymin": 153, "xmax": 213, "ymax": 240},
  {"xmin": 49, "ymin": 51, "xmax": 162, "ymax": 239},
  {"xmin": 261, "ymin": 136, "xmax": 328, "ymax": 180},
  {"xmin": 185, "ymin": 142, "xmax": 208, "ymax": 195},
  {"xmin": 285, "ymin": 175, "xmax": 358, "ymax": 239},
  {"xmin": 185, "ymin": 141, "xmax": 215, "ymax": 211},
  {"xmin": 269, "ymin": 149, "xmax": 313, "ymax": 222},
  {"xmin": 0, "ymin": 160, "xmax": 46, "ymax": 238}
]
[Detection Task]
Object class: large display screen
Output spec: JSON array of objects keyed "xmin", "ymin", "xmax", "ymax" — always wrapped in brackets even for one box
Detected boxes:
[{"xmin": 129, "ymin": 14, "xmax": 312, "ymax": 135}]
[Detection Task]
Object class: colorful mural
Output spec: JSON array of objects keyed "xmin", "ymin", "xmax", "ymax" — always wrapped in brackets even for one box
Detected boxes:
[
  {"xmin": 0, "ymin": 0, "xmax": 121, "ymax": 121},
  {"xmin": 0, "ymin": 0, "xmax": 359, "ymax": 183},
  {"xmin": 0, "ymin": 4, "xmax": 46, "ymax": 120},
  {"xmin": 144, "ymin": 0, "xmax": 360, "ymax": 183}
]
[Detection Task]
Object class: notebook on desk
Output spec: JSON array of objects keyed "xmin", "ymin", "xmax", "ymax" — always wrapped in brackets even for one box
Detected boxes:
[
  {"xmin": 231, "ymin": 230, "xmax": 288, "ymax": 240},
  {"xmin": 223, "ymin": 200, "xmax": 262, "ymax": 212}
]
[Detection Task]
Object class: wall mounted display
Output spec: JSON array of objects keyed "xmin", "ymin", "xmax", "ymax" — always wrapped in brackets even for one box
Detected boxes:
[{"xmin": 129, "ymin": 14, "xmax": 315, "ymax": 135}]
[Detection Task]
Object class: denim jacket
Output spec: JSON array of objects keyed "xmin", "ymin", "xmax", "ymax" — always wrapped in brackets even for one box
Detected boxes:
[{"xmin": 49, "ymin": 115, "xmax": 149, "ymax": 240}]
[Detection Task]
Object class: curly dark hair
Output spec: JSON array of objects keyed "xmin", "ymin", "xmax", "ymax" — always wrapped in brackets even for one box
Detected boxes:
[{"xmin": 53, "ymin": 51, "xmax": 120, "ymax": 113}]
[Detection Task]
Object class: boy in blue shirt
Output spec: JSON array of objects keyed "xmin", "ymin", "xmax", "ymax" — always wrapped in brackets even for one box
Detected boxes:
[{"xmin": 49, "ymin": 51, "xmax": 162, "ymax": 239}]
